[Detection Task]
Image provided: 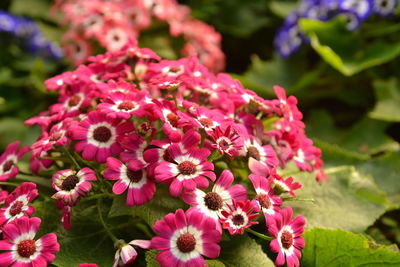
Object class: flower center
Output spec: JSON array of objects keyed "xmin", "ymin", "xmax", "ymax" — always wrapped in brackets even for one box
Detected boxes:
[
  {"xmin": 232, "ymin": 214, "xmax": 245, "ymax": 226},
  {"xmin": 162, "ymin": 149, "xmax": 172, "ymax": 162},
  {"xmin": 118, "ymin": 101, "xmax": 135, "ymax": 111},
  {"xmin": 218, "ymin": 138, "xmax": 230, "ymax": 150},
  {"xmin": 178, "ymin": 161, "xmax": 196, "ymax": 176},
  {"xmin": 176, "ymin": 233, "xmax": 196, "ymax": 253},
  {"xmin": 167, "ymin": 113, "xmax": 179, "ymax": 128},
  {"xmin": 68, "ymin": 95, "xmax": 81, "ymax": 107},
  {"xmin": 280, "ymin": 230, "xmax": 293, "ymax": 249},
  {"xmin": 2, "ymin": 160, "xmax": 14, "ymax": 173},
  {"xmin": 204, "ymin": 192, "xmax": 223, "ymax": 211},
  {"xmin": 126, "ymin": 168, "xmax": 143, "ymax": 183},
  {"xmin": 9, "ymin": 201, "xmax": 23, "ymax": 216},
  {"xmin": 198, "ymin": 118, "xmax": 213, "ymax": 128},
  {"xmin": 49, "ymin": 132, "xmax": 63, "ymax": 142},
  {"xmin": 255, "ymin": 193, "xmax": 271, "ymax": 209},
  {"xmin": 248, "ymin": 146, "xmax": 261, "ymax": 161},
  {"xmin": 62, "ymin": 174, "xmax": 80, "ymax": 191},
  {"xmin": 17, "ymin": 240, "xmax": 36, "ymax": 258},
  {"xmin": 93, "ymin": 126, "xmax": 112, "ymax": 143}
]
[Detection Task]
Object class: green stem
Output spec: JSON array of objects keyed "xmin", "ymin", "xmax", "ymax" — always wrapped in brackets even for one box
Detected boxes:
[
  {"xmin": 97, "ymin": 198, "xmax": 118, "ymax": 243},
  {"xmin": 282, "ymin": 197, "xmax": 315, "ymax": 203},
  {"xmin": 63, "ymin": 147, "xmax": 81, "ymax": 169},
  {"xmin": 0, "ymin": 181, "xmax": 20, "ymax": 187},
  {"xmin": 16, "ymin": 174, "xmax": 52, "ymax": 188},
  {"xmin": 246, "ymin": 228, "xmax": 273, "ymax": 241}
]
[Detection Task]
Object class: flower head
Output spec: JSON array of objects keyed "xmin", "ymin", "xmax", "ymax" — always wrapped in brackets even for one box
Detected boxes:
[
  {"xmin": 220, "ymin": 200, "xmax": 259, "ymax": 235},
  {"xmin": 0, "ymin": 141, "xmax": 29, "ymax": 181},
  {"xmin": 113, "ymin": 239, "xmax": 151, "ymax": 267}
]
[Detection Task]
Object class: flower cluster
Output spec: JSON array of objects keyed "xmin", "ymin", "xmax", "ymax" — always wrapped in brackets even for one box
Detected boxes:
[
  {"xmin": 0, "ymin": 10, "xmax": 63, "ymax": 60},
  {"xmin": 275, "ymin": 0, "xmax": 398, "ymax": 57},
  {"xmin": 52, "ymin": 0, "xmax": 224, "ymax": 72}
]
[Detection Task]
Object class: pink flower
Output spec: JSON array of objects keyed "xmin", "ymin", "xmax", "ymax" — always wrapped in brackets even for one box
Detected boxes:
[
  {"xmin": 78, "ymin": 264, "xmax": 98, "ymax": 267},
  {"xmin": 268, "ymin": 171, "xmax": 302, "ymax": 197},
  {"xmin": 220, "ymin": 200, "xmax": 259, "ymax": 235},
  {"xmin": 120, "ymin": 135, "xmax": 148, "ymax": 170},
  {"xmin": 269, "ymin": 207, "xmax": 305, "ymax": 267},
  {"xmin": 182, "ymin": 170, "xmax": 247, "ymax": 230},
  {"xmin": 0, "ymin": 141, "xmax": 29, "ymax": 181},
  {"xmin": 113, "ymin": 239, "xmax": 151, "ymax": 267},
  {"xmin": 51, "ymin": 168, "xmax": 97, "ymax": 206},
  {"xmin": 209, "ymin": 125, "xmax": 241, "ymax": 157},
  {"xmin": 0, "ymin": 182, "xmax": 38, "ymax": 228},
  {"xmin": 151, "ymin": 209, "xmax": 221, "ymax": 267},
  {"xmin": 70, "ymin": 111, "xmax": 135, "ymax": 163},
  {"xmin": 249, "ymin": 174, "xmax": 282, "ymax": 223},
  {"xmin": 0, "ymin": 216, "xmax": 59, "ymax": 266},
  {"xmin": 154, "ymin": 144, "xmax": 215, "ymax": 197},
  {"xmin": 104, "ymin": 157, "xmax": 155, "ymax": 206},
  {"xmin": 0, "ymin": 188, "xmax": 8, "ymax": 205}
]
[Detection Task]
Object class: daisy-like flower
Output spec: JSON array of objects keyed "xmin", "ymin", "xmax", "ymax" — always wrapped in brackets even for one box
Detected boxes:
[
  {"xmin": 249, "ymin": 174, "xmax": 282, "ymax": 223},
  {"xmin": 151, "ymin": 209, "xmax": 221, "ymax": 267},
  {"xmin": 0, "ymin": 216, "xmax": 59, "ymax": 266},
  {"xmin": 220, "ymin": 200, "xmax": 259, "ymax": 235},
  {"xmin": 269, "ymin": 206, "xmax": 305, "ymax": 267},
  {"xmin": 374, "ymin": 0, "xmax": 397, "ymax": 16},
  {"xmin": 209, "ymin": 125, "xmax": 241, "ymax": 157},
  {"xmin": 70, "ymin": 111, "xmax": 135, "ymax": 163},
  {"xmin": 104, "ymin": 157, "xmax": 155, "ymax": 206},
  {"xmin": 182, "ymin": 170, "xmax": 247, "ymax": 230},
  {"xmin": 97, "ymin": 91, "xmax": 149, "ymax": 119},
  {"xmin": 0, "ymin": 141, "xmax": 29, "ymax": 181},
  {"xmin": 0, "ymin": 182, "xmax": 38, "ymax": 228},
  {"xmin": 51, "ymin": 168, "xmax": 97, "ymax": 206},
  {"xmin": 113, "ymin": 239, "xmax": 151, "ymax": 267},
  {"xmin": 154, "ymin": 144, "xmax": 215, "ymax": 197},
  {"xmin": 268, "ymin": 171, "xmax": 302, "ymax": 197},
  {"xmin": 120, "ymin": 135, "xmax": 148, "ymax": 171}
]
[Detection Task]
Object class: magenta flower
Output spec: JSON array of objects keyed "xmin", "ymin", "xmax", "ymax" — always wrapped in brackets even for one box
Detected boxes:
[
  {"xmin": 51, "ymin": 168, "xmax": 97, "ymax": 206},
  {"xmin": 0, "ymin": 141, "xmax": 29, "ymax": 181},
  {"xmin": 220, "ymin": 200, "xmax": 259, "ymax": 235},
  {"xmin": 70, "ymin": 111, "xmax": 135, "ymax": 163},
  {"xmin": 154, "ymin": 144, "xmax": 215, "ymax": 197},
  {"xmin": 0, "ymin": 216, "xmax": 59, "ymax": 266},
  {"xmin": 0, "ymin": 182, "xmax": 38, "ymax": 228},
  {"xmin": 104, "ymin": 157, "xmax": 155, "ymax": 206},
  {"xmin": 113, "ymin": 239, "xmax": 151, "ymax": 267},
  {"xmin": 209, "ymin": 125, "xmax": 242, "ymax": 157},
  {"xmin": 268, "ymin": 207, "xmax": 305, "ymax": 267},
  {"xmin": 268, "ymin": 171, "xmax": 302, "ymax": 197},
  {"xmin": 151, "ymin": 209, "xmax": 221, "ymax": 267}
]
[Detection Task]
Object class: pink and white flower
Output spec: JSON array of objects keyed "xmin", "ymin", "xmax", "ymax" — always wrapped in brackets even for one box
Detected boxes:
[
  {"xmin": 51, "ymin": 168, "xmax": 97, "ymax": 206},
  {"xmin": 268, "ymin": 171, "xmax": 302, "ymax": 197},
  {"xmin": 0, "ymin": 216, "xmax": 59, "ymax": 266},
  {"xmin": 0, "ymin": 141, "xmax": 29, "ymax": 181},
  {"xmin": 113, "ymin": 239, "xmax": 151, "ymax": 267},
  {"xmin": 209, "ymin": 125, "xmax": 242, "ymax": 157},
  {"xmin": 220, "ymin": 200, "xmax": 259, "ymax": 235},
  {"xmin": 151, "ymin": 209, "xmax": 221, "ymax": 267},
  {"xmin": 269, "ymin": 206, "xmax": 305, "ymax": 267}
]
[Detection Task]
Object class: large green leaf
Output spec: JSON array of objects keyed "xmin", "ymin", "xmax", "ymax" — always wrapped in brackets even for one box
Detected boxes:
[
  {"xmin": 289, "ymin": 166, "xmax": 387, "ymax": 233},
  {"xmin": 299, "ymin": 18, "xmax": 400, "ymax": 76},
  {"xmin": 369, "ymin": 78, "xmax": 400, "ymax": 122},
  {"xmin": 302, "ymin": 228, "xmax": 400, "ymax": 266}
]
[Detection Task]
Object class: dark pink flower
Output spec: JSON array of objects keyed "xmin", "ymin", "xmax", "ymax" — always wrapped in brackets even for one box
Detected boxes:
[
  {"xmin": 0, "ymin": 141, "xmax": 29, "ymax": 181},
  {"xmin": 220, "ymin": 200, "xmax": 259, "ymax": 235},
  {"xmin": 209, "ymin": 125, "xmax": 241, "ymax": 157},
  {"xmin": 113, "ymin": 239, "xmax": 151, "ymax": 267},
  {"xmin": 268, "ymin": 171, "xmax": 302, "ymax": 197}
]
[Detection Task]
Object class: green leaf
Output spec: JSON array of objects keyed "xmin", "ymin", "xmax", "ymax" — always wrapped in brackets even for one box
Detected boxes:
[
  {"xmin": 369, "ymin": 78, "xmax": 400, "ymax": 122},
  {"xmin": 109, "ymin": 184, "xmax": 188, "ymax": 226},
  {"xmin": 219, "ymin": 234, "xmax": 274, "ymax": 267},
  {"xmin": 299, "ymin": 18, "xmax": 400, "ymax": 76},
  {"xmin": 10, "ymin": 0, "xmax": 53, "ymax": 21},
  {"xmin": 289, "ymin": 166, "xmax": 386, "ymax": 233},
  {"xmin": 269, "ymin": 1, "xmax": 297, "ymax": 18},
  {"xmin": 302, "ymin": 228, "xmax": 400, "ymax": 266},
  {"xmin": 145, "ymin": 250, "xmax": 159, "ymax": 267}
]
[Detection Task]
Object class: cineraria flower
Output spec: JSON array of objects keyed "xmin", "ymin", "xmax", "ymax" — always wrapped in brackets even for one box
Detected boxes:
[
  {"xmin": 373, "ymin": 0, "xmax": 397, "ymax": 16},
  {"xmin": 0, "ymin": 141, "xmax": 29, "ymax": 181},
  {"xmin": 249, "ymin": 174, "xmax": 282, "ymax": 223},
  {"xmin": 113, "ymin": 239, "xmax": 151, "ymax": 267},
  {"xmin": 120, "ymin": 135, "xmax": 148, "ymax": 171},
  {"xmin": 70, "ymin": 111, "xmax": 135, "ymax": 163},
  {"xmin": 209, "ymin": 126, "xmax": 241, "ymax": 157},
  {"xmin": 51, "ymin": 168, "xmax": 97, "ymax": 206},
  {"xmin": 339, "ymin": 0, "xmax": 373, "ymax": 20},
  {"xmin": 97, "ymin": 91, "xmax": 149, "ymax": 119},
  {"xmin": 269, "ymin": 171, "xmax": 302, "ymax": 197},
  {"xmin": 269, "ymin": 207, "xmax": 306, "ymax": 267},
  {"xmin": 0, "ymin": 188, "xmax": 8, "ymax": 205},
  {"xmin": 220, "ymin": 200, "xmax": 259, "ymax": 235},
  {"xmin": 0, "ymin": 182, "xmax": 38, "ymax": 228},
  {"xmin": 182, "ymin": 170, "xmax": 247, "ymax": 229},
  {"xmin": 151, "ymin": 209, "xmax": 221, "ymax": 267},
  {"xmin": 154, "ymin": 144, "xmax": 215, "ymax": 197},
  {"xmin": 0, "ymin": 216, "xmax": 59, "ymax": 266},
  {"xmin": 104, "ymin": 157, "xmax": 155, "ymax": 206}
]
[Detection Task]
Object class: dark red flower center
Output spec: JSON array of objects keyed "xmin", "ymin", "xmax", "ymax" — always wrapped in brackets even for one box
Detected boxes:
[
  {"xmin": 68, "ymin": 95, "xmax": 81, "ymax": 107},
  {"xmin": 2, "ymin": 160, "xmax": 14, "ymax": 173},
  {"xmin": 127, "ymin": 168, "xmax": 143, "ymax": 183},
  {"xmin": 167, "ymin": 113, "xmax": 179, "ymax": 128},
  {"xmin": 118, "ymin": 101, "xmax": 135, "ymax": 111},
  {"xmin": 255, "ymin": 193, "xmax": 271, "ymax": 209},
  {"xmin": 49, "ymin": 132, "xmax": 63, "ymax": 142},
  {"xmin": 178, "ymin": 161, "xmax": 196, "ymax": 176},
  {"xmin": 280, "ymin": 230, "xmax": 293, "ymax": 249},
  {"xmin": 62, "ymin": 174, "xmax": 80, "ymax": 191},
  {"xmin": 198, "ymin": 118, "xmax": 213, "ymax": 128},
  {"xmin": 9, "ymin": 201, "xmax": 23, "ymax": 216},
  {"xmin": 232, "ymin": 214, "xmax": 245, "ymax": 226},
  {"xmin": 218, "ymin": 139, "xmax": 230, "ymax": 150},
  {"xmin": 176, "ymin": 233, "xmax": 196, "ymax": 253},
  {"xmin": 204, "ymin": 192, "xmax": 223, "ymax": 211},
  {"xmin": 93, "ymin": 126, "xmax": 112, "ymax": 143},
  {"xmin": 169, "ymin": 66, "xmax": 182, "ymax": 74},
  {"xmin": 17, "ymin": 239, "xmax": 36, "ymax": 258},
  {"xmin": 248, "ymin": 146, "xmax": 261, "ymax": 161},
  {"xmin": 163, "ymin": 149, "xmax": 172, "ymax": 162}
]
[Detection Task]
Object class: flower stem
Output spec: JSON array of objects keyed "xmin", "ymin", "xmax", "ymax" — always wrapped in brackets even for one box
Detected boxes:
[
  {"xmin": 282, "ymin": 197, "xmax": 315, "ymax": 203},
  {"xmin": 246, "ymin": 228, "xmax": 273, "ymax": 241},
  {"xmin": 0, "ymin": 181, "xmax": 20, "ymax": 187},
  {"xmin": 97, "ymin": 198, "xmax": 118, "ymax": 243},
  {"xmin": 62, "ymin": 147, "xmax": 81, "ymax": 169}
]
